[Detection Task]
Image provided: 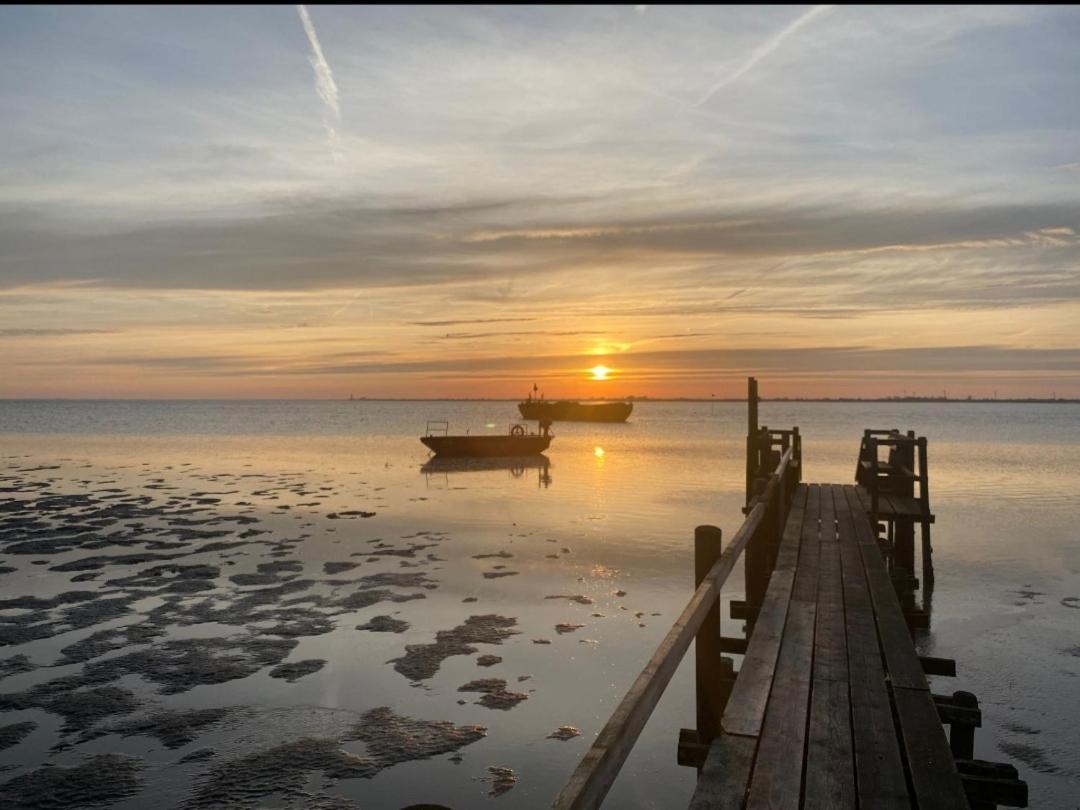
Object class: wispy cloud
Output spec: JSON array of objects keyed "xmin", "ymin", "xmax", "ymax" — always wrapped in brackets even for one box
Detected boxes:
[
  {"xmin": 696, "ymin": 5, "xmax": 833, "ymax": 107},
  {"xmin": 296, "ymin": 4, "xmax": 343, "ymax": 160}
]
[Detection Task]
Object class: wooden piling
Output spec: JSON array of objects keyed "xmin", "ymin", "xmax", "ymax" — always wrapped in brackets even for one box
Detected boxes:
[{"xmin": 694, "ymin": 525, "xmax": 725, "ymax": 746}]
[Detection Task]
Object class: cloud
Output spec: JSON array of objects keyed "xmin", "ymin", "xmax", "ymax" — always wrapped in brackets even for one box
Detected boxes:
[
  {"xmin": 411, "ymin": 317, "xmax": 538, "ymax": 327},
  {"xmin": 696, "ymin": 5, "xmax": 834, "ymax": 106},
  {"xmin": 0, "ymin": 328, "xmax": 117, "ymax": 338},
  {"xmin": 139, "ymin": 344, "xmax": 1080, "ymax": 378},
  {"xmin": 2, "ymin": 196, "xmax": 1077, "ymax": 320},
  {"xmin": 296, "ymin": 5, "xmax": 343, "ymax": 159}
]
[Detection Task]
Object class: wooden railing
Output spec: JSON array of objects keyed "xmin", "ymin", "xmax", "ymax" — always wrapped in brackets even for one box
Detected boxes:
[{"xmin": 552, "ymin": 444, "xmax": 799, "ymax": 810}]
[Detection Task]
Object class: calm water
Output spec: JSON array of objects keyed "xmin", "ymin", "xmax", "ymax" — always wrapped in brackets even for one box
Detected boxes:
[{"xmin": 1, "ymin": 401, "xmax": 1078, "ymax": 808}]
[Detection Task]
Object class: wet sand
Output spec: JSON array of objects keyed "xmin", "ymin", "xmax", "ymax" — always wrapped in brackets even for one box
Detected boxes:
[{"xmin": 0, "ymin": 449, "xmax": 666, "ymax": 808}]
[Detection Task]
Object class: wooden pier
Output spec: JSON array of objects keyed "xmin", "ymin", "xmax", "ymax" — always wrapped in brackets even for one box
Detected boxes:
[{"xmin": 553, "ymin": 378, "xmax": 1027, "ymax": 810}]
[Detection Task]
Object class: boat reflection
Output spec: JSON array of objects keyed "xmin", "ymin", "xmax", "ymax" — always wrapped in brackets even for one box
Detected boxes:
[{"xmin": 421, "ymin": 455, "xmax": 552, "ymax": 487}]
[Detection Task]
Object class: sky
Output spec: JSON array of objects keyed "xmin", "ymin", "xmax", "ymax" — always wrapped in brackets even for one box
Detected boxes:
[{"xmin": 1, "ymin": 4, "xmax": 1079, "ymax": 399}]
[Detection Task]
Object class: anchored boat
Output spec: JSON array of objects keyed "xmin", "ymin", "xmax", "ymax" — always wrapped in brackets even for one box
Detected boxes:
[
  {"xmin": 518, "ymin": 386, "xmax": 632, "ymax": 423},
  {"xmin": 420, "ymin": 420, "xmax": 552, "ymax": 457}
]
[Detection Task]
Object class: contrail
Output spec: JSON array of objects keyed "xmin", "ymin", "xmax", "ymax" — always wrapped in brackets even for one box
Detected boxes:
[
  {"xmin": 296, "ymin": 4, "xmax": 342, "ymax": 158},
  {"xmin": 696, "ymin": 5, "xmax": 832, "ymax": 107}
]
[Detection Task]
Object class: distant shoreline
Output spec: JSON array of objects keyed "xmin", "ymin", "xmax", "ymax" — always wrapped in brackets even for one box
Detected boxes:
[{"xmin": 2, "ymin": 397, "xmax": 1078, "ymax": 404}]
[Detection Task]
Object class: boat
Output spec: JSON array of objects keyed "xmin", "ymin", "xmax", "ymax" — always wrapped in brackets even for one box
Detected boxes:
[
  {"xmin": 518, "ymin": 386, "xmax": 632, "ymax": 422},
  {"xmin": 420, "ymin": 420, "xmax": 552, "ymax": 457}
]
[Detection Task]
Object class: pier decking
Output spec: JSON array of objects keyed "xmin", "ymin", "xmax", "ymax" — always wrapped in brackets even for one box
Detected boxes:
[{"xmin": 553, "ymin": 378, "xmax": 1028, "ymax": 810}]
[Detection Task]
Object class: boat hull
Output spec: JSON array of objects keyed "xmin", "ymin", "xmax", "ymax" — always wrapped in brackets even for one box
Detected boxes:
[
  {"xmin": 420, "ymin": 435, "xmax": 552, "ymax": 457},
  {"xmin": 517, "ymin": 400, "xmax": 632, "ymax": 422}
]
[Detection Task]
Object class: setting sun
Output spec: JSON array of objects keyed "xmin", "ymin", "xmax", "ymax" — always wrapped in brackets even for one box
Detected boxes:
[{"xmin": 590, "ymin": 365, "xmax": 612, "ymax": 381}]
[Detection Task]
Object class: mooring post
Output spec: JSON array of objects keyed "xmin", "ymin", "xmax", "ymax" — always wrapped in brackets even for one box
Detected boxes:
[
  {"xmin": 694, "ymin": 525, "xmax": 725, "ymax": 747},
  {"xmin": 919, "ymin": 436, "xmax": 935, "ymax": 586},
  {"xmin": 745, "ymin": 377, "xmax": 758, "ymax": 507}
]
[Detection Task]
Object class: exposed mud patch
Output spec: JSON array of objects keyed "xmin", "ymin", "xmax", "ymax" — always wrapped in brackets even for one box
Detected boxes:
[
  {"xmin": 480, "ymin": 765, "xmax": 517, "ymax": 797},
  {"xmin": 323, "ymin": 561, "xmax": 359, "ymax": 575},
  {"xmin": 0, "ymin": 720, "xmax": 36, "ymax": 750},
  {"xmin": 348, "ymin": 706, "xmax": 487, "ymax": 768},
  {"xmin": 547, "ymin": 725, "xmax": 580, "ymax": 741},
  {"xmin": 457, "ymin": 678, "xmax": 528, "ymax": 711},
  {"xmin": 357, "ymin": 615, "xmax": 410, "ymax": 633},
  {"xmin": 80, "ymin": 707, "xmax": 236, "ymax": 749},
  {"xmin": 190, "ymin": 737, "xmax": 377, "ymax": 807},
  {"xmin": 392, "ymin": 615, "xmax": 518, "ymax": 681},
  {"xmin": 545, "ymin": 594, "xmax": 594, "ymax": 605},
  {"xmin": 0, "ymin": 753, "xmax": 142, "ymax": 809},
  {"xmin": 1, "ymin": 683, "xmax": 140, "ymax": 734},
  {"xmin": 179, "ymin": 747, "xmax": 216, "ymax": 764},
  {"xmin": 0, "ymin": 654, "xmax": 34, "ymax": 679},
  {"xmin": 555, "ymin": 623, "xmax": 585, "ymax": 635},
  {"xmin": 269, "ymin": 659, "xmax": 326, "ymax": 682},
  {"xmin": 476, "ymin": 655, "xmax": 502, "ymax": 667}
]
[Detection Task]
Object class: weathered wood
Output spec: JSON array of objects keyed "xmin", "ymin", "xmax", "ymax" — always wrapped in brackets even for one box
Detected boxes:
[
  {"xmin": 940, "ymin": 691, "xmax": 979, "ymax": 759},
  {"xmin": 745, "ymin": 602, "xmax": 817, "ymax": 810},
  {"xmin": 804, "ymin": 679, "xmax": 855, "ymax": 810},
  {"xmin": 746, "ymin": 377, "xmax": 759, "ymax": 506},
  {"xmin": 920, "ymin": 656, "xmax": 957, "ymax": 677},
  {"xmin": 696, "ymin": 525, "xmax": 726, "ymax": 745},
  {"xmin": 718, "ymin": 635, "xmax": 749, "ymax": 655},
  {"xmin": 844, "ymin": 486, "xmax": 929, "ymax": 691},
  {"xmin": 720, "ymin": 568, "xmax": 795, "ymax": 737},
  {"xmin": 959, "ymin": 774, "xmax": 1028, "ymax": 808},
  {"xmin": 893, "ymin": 685, "xmax": 972, "ymax": 809},
  {"xmin": 792, "ymin": 484, "xmax": 821, "ymax": 602},
  {"xmin": 689, "ymin": 733, "xmax": 758, "ymax": 810},
  {"xmin": 721, "ymin": 485, "xmax": 806, "ymax": 739},
  {"xmin": 834, "ymin": 485, "xmax": 910, "ymax": 810},
  {"xmin": 803, "ymin": 489, "xmax": 854, "ymax": 809},
  {"xmin": 933, "ymin": 692, "xmax": 982, "ymax": 729},
  {"xmin": 678, "ymin": 727, "xmax": 710, "ymax": 769},
  {"xmin": 776, "ymin": 484, "xmax": 808, "ymax": 572}
]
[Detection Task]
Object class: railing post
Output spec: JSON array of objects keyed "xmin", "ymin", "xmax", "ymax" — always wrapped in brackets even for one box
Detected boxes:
[
  {"xmin": 694, "ymin": 525, "xmax": 725, "ymax": 748},
  {"xmin": 793, "ymin": 426, "xmax": 802, "ymax": 484},
  {"xmin": 745, "ymin": 377, "xmax": 758, "ymax": 507},
  {"xmin": 744, "ymin": 478, "xmax": 767, "ymax": 627}
]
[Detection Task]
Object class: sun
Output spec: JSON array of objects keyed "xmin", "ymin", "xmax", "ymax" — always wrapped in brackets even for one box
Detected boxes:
[{"xmin": 589, "ymin": 365, "xmax": 612, "ymax": 381}]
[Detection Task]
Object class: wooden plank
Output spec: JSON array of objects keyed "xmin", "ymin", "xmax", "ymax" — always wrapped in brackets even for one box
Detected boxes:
[
  {"xmin": 721, "ymin": 486, "xmax": 807, "ymax": 738},
  {"xmin": 745, "ymin": 602, "xmax": 817, "ymax": 810},
  {"xmin": 893, "ymin": 686, "xmax": 972, "ymax": 810},
  {"xmin": 552, "ymin": 500, "xmax": 767, "ymax": 810},
  {"xmin": 835, "ymin": 486, "xmax": 910, "ymax": 810},
  {"xmin": 880, "ymin": 494, "xmax": 935, "ymax": 523},
  {"xmin": 792, "ymin": 484, "xmax": 821, "ymax": 602},
  {"xmin": 804, "ymin": 679, "xmax": 855, "ymax": 810},
  {"xmin": 689, "ymin": 733, "xmax": 758, "ymax": 810},
  {"xmin": 721, "ymin": 569, "xmax": 795, "ymax": 738},
  {"xmin": 804, "ymin": 489, "xmax": 855, "ymax": 809},
  {"xmin": 775, "ymin": 484, "xmax": 808, "ymax": 572},
  {"xmin": 843, "ymin": 486, "xmax": 928, "ymax": 691}
]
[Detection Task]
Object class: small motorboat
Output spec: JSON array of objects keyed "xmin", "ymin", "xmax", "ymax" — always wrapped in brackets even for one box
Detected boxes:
[{"xmin": 420, "ymin": 420, "xmax": 553, "ymax": 457}]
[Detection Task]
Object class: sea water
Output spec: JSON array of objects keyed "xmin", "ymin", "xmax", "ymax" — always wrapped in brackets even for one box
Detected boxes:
[{"xmin": 0, "ymin": 400, "xmax": 1077, "ymax": 808}]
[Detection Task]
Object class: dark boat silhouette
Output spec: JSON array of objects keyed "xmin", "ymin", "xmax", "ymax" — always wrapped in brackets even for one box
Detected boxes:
[
  {"xmin": 518, "ymin": 386, "xmax": 632, "ymax": 422},
  {"xmin": 420, "ymin": 420, "xmax": 552, "ymax": 457}
]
